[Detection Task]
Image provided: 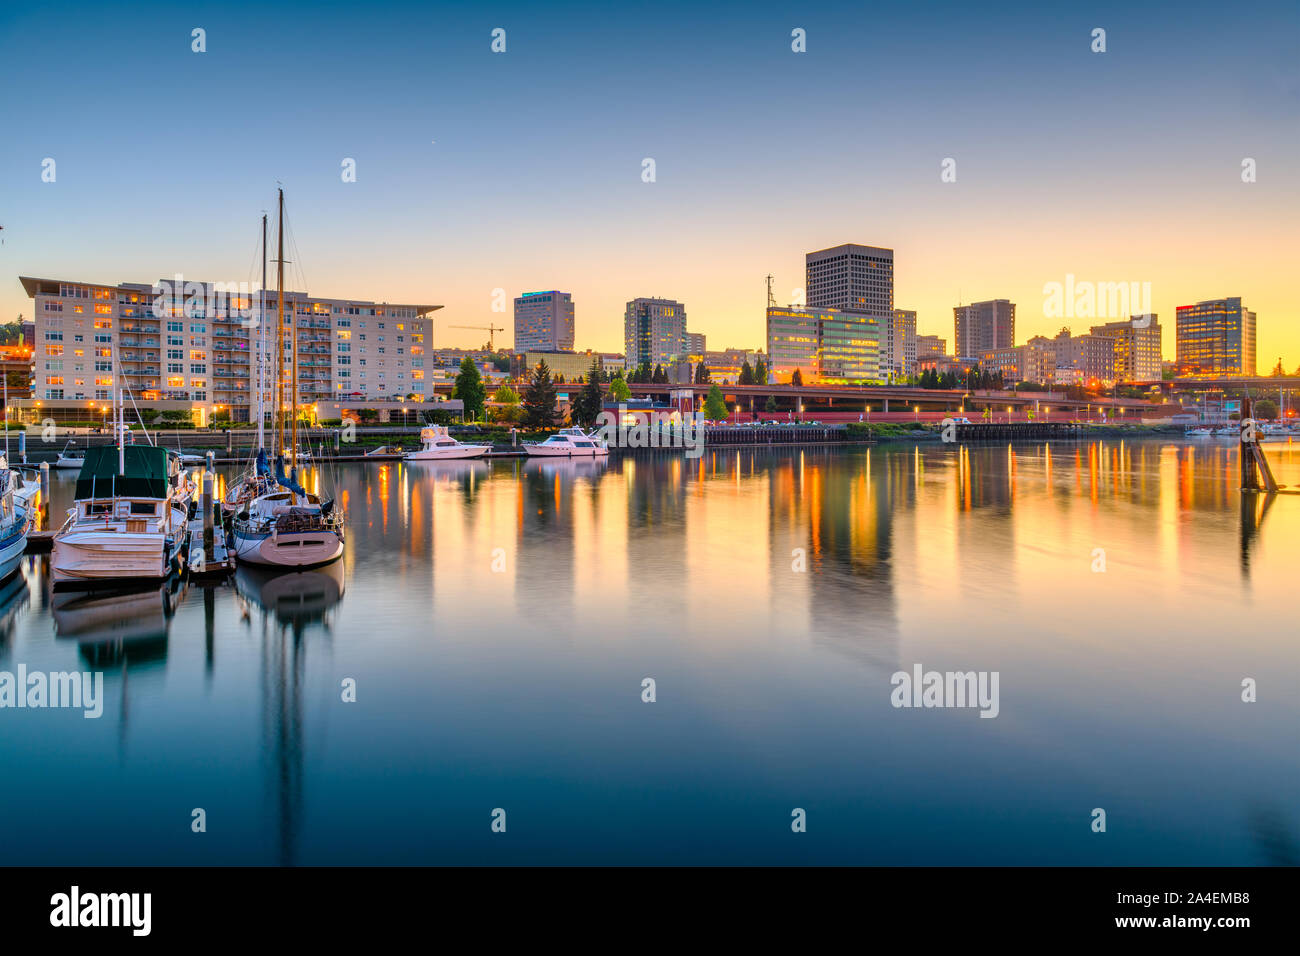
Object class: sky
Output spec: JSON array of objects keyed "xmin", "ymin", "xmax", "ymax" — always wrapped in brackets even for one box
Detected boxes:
[{"xmin": 2, "ymin": 0, "xmax": 1297, "ymax": 363}]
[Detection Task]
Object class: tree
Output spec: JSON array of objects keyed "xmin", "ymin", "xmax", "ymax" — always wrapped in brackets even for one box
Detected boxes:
[
  {"xmin": 753, "ymin": 357, "xmax": 767, "ymax": 385},
  {"xmin": 764, "ymin": 394, "xmax": 777, "ymax": 414},
  {"xmin": 522, "ymin": 358, "xmax": 558, "ymax": 428},
  {"xmin": 738, "ymin": 359, "xmax": 754, "ymax": 385},
  {"xmin": 453, "ymin": 356, "xmax": 487, "ymax": 421},
  {"xmin": 703, "ymin": 384, "xmax": 728, "ymax": 421},
  {"xmin": 694, "ymin": 361, "xmax": 711, "ymax": 384},
  {"xmin": 1271, "ymin": 358, "xmax": 1285, "ymax": 377},
  {"xmin": 609, "ymin": 372, "xmax": 631, "ymax": 402},
  {"xmin": 571, "ymin": 357, "xmax": 605, "ymax": 429},
  {"xmin": 790, "ymin": 368, "xmax": 803, "ymax": 386},
  {"xmin": 652, "ymin": 364, "xmax": 668, "ymax": 384},
  {"xmin": 1254, "ymin": 398, "xmax": 1279, "ymax": 420}
]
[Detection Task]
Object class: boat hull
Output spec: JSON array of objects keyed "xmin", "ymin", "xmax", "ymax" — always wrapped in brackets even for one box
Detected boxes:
[
  {"xmin": 524, "ymin": 445, "xmax": 609, "ymax": 457},
  {"xmin": 51, "ymin": 531, "xmax": 180, "ymax": 586},
  {"xmin": 403, "ymin": 446, "xmax": 490, "ymax": 461},
  {"xmin": 233, "ymin": 526, "xmax": 344, "ymax": 568}
]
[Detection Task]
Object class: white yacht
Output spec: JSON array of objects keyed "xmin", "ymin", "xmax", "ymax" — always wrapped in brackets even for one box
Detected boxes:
[
  {"xmin": 1185, "ymin": 426, "xmax": 1213, "ymax": 438},
  {"xmin": 523, "ymin": 427, "xmax": 609, "ymax": 457},
  {"xmin": 51, "ymin": 444, "xmax": 193, "ymax": 587},
  {"xmin": 232, "ymin": 476, "xmax": 345, "ymax": 568},
  {"xmin": 54, "ymin": 440, "xmax": 86, "ymax": 470},
  {"xmin": 403, "ymin": 426, "xmax": 491, "ymax": 461}
]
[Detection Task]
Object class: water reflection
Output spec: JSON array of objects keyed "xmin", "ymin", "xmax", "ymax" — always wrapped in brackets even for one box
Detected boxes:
[{"xmin": 1, "ymin": 438, "xmax": 1297, "ymax": 865}]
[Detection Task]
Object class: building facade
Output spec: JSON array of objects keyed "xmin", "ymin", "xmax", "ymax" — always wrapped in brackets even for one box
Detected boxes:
[
  {"xmin": 514, "ymin": 291, "xmax": 575, "ymax": 353},
  {"xmin": 684, "ymin": 332, "xmax": 707, "ymax": 356},
  {"xmin": 21, "ymin": 275, "xmax": 438, "ymax": 422},
  {"xmin": 954, "ymin": 299, "xmax": 1015, "ymax": 359},
  {"xmin": 888, "ymin": 309, "xmax": 918, "ymax": 380},
  {"xmin": 521, "ymin": 350, "xmax": 623, "ymax": 382},
  {"xmin": 624, "ymin": 297, "xmax": 687, "ymax": 369},
  {"xmin": 766, "ymin": 306, "xmax": 882, "ymax": 384},
  {"xmin": 1175, "ymin": 298, "xmax": 1256, "ymax": 376},
  {"xmin": 1091, "ymin": 315, "xmax": 1163, "ymax": 382},
  {"xmin": 916, "ymin": 334, "xmax": 946, "ymax": 360},
  {"xmin": 806, "ymin": 243, "xmax": 894, "ymax": 317}
]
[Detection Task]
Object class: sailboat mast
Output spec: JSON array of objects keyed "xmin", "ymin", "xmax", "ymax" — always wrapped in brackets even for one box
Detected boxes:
[
  {"xmin": 117, "ymin": 386, "xmax": 124, "ymax": 476},
  {"xmin": 276, "ymin": 189, "xmax": 286, "ymax": 465},
  {"xmin": 257, "ymin": 213, "xmax": 267, "ymax": 451}
]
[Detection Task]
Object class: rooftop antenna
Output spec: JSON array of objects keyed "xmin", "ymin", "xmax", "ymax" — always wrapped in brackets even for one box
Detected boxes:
[{"xmin": 765, "ymin": 273, "xmax": 776, "ymax": 309}]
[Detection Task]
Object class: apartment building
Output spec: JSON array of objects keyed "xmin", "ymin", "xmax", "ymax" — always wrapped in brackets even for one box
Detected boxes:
[{"xmin": 20, "ymin": 276, "xmax": 439, "ymax": 422}]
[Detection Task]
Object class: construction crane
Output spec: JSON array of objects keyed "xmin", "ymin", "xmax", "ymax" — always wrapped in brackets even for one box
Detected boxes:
[{"xmin": 450, "ymin": 324, "xmax": 506, "ymax": 351}]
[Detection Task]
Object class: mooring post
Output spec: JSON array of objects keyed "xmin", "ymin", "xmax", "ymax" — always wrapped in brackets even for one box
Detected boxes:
[
  {"xmin": 203, "ymin": 473, "xmax": 214, "ymax": 557},
  {"xmin": 1240, "ymin": 397, "xmax": 1258, "ymax": 491},
  {"xmin": 38, "ymin": 460, "xmax": 49, "ymax": 530}
]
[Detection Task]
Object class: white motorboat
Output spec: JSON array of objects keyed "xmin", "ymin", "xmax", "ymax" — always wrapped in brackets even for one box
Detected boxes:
[
  {"xmin": 54, "ymin": 440, "xmax": 86, "ymax": 470},
  {"xmin": 1213, "ymin": 426, "xmax": 1238, "ymax": 438},
  {"xmin": 1185, "ymin": 426, "xmax": 1213, "ymax": 438},
  {"xmin": 51, "ymin": 444, "xmax": 193, "ymax": 587},
  {"xmin": 403, "ymin": 426, "xmax": 491, "ymax": 461},
  {"xmin": 523, "ymin": 427, "xmax": 609, "ymax": 457}
]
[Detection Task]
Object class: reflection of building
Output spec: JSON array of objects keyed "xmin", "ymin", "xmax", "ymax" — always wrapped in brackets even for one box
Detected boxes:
[
  {"xmin": 1176, "ymin": 298, "xmax": 1255, "ymax": 376},
  {"xmin": 624, "ymin": 297, "xmax": 686, "ymax": 369},
  {"xmin": 20, "ymin": 275, "xmax": 439, "ymax": 421},
  {"xmin": 513, "ymin": 291, "xmax": 575, "ymax": 353},
  {"xmin": 766, "ymin": 307, "xmax": 882, "ymax": 384},
  {"xmin": 954, "ymin": 299, "xmax": 1015, "ymax": 359}
]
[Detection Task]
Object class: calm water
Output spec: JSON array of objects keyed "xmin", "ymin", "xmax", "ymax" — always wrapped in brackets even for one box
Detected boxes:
[{"xmin": 1, "ymin": 439, "xmax": 1297, "ymax": 865}]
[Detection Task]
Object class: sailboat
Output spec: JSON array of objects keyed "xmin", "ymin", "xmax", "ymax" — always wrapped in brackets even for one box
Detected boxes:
[
  {"xmin": 50, "ymin": 398, "xmax": 193, "ymax": 587},
  {"xmin": 232, "ymin": 188, "xmax": 346, "ymax": 568}
]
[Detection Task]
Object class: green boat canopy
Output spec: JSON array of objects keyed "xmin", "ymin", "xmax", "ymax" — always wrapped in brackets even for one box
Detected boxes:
[{"xmin": 74, "ymin": 445, "xmax": 173, "ymax": 500}]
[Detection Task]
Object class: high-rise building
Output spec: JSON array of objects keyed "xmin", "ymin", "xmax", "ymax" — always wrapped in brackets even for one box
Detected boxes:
[
  {"xmin": 513, "ymin": 290, "xmax": 574, "ymax": 352},
  {"xmin": 1176, "ymin": 298, "xmax": 1255, "ymax": 376},
  {"xmin": 1091, "ymin": 315, "xmax": 1163, "ymax": 382},
  {"xmin": 916, "ymin": 334, "xmax": 946, "ymax": 360},
  {"xmin": 889, "ymin": 309, "xmax": 917, "ymax": 379},
  {"xmin": 954, "ymin": 299, "xmax": 1015, "ymax": 358},
  {"xmin": 806, "ymin": 243, "xmax": 894, "ymax": 317},
  {"xmin": 766, "ymin": 306, "xmax": 882, "ymax": 384},
  {"xmin": 21, "ymin": 275, "xmax": 438, "ymax": 421},
  {"xmin": 684, "ymin": 331, "xmax": 707, "ymax": 356},
  {"xmin": 1034, "ymin": 328, "xmax": 1117, "ymax": 385},
  {"xmin": 624, "ymin": 297, "xmax": 687, "ymax": 369}
]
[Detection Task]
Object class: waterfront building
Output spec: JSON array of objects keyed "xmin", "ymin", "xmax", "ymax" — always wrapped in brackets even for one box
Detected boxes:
[
  {"xmin": 954, "ymin": 299, "xmax": 1015, "ymax": 359},
  {"xmin": 20, "ymin": 275, "xmax": 437, "ymax": 423},
  {"xmin": 624, "ymin": 297, "xmax": 687, "ymax": 369},
  {"xmin": 514, "ymin": 290, "xmax": 575, "ymax": 353},
  {"xmin": 1176, "ymin": 297, "xmax": 1256, "ymax": 376},
  {"xmin": 766, "ymin": 306, "xmax": 882, "ymax": 384},
  {"xmin": 1091, "ymin": 315, "xmax": 1163, "ymax": 382}
]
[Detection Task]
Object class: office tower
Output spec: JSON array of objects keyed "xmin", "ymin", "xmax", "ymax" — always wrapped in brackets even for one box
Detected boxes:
[
  {"xmin": 805, "ymin": 243, "xmax": 894, "ymax": 317},
  {"xmin": 684, "ymin": 331, "xmax": 706, "ymax": 356},
  {"xmin": 1091, "ymin": 315, "xmax": 1163, "ymax": 382},
  {"xmin": 766, "ymin": 306, "xmax": 882, "ymax": 384},
  {"xmin": 514, "ymin": 290, "xmax": 575, "ymax": 352},
  {"xmin": 954, "ymin": 299, "xmax": 1015, "ymax": 358},
  {"xmin": 1175, "ymin": 298, "xmax": 1255, "ymax": 376},
  {"xmin": 21, "ymin": 274, "xmax": 437, "ymax": 421},
  {"xmin": 624, "ymin": 297, "xmax": 687, "ymax": 369}
]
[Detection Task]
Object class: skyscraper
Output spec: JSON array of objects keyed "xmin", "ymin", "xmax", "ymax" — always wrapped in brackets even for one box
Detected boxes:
[
  {"xmin": 805, "ymin": 243, "xmax": 894, "ymax": 317},
  {"xmin": 624, "ymin": 297, "xmax": 687, "ymax": 369},
  {"xmin": 514, "ymin": 291, "xmax": 575, "ymax": 352},
  {"xmin": 1175, "ymin": 298, "xmax": 1255, "ymax": 376},
  {"xmin": 954, "ymin": 299, "xmax": 1015, "ymax": 358},
  {"xmin": 890, "ymin": 309, "xmax": 917, "ymax": 380}
]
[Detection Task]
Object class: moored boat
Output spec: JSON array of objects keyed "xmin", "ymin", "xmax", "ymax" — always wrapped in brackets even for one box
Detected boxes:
[
  {"xmin": 403, "ymin": 426, "xmax": 491, "ymax": 461},
  {"xmin": 523, "ymin": 427, "xmax": 609, "ymax": 457}
]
